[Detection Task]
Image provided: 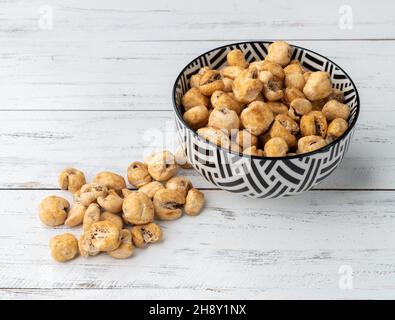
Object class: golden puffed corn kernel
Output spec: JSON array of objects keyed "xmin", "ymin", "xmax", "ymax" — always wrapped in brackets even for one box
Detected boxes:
[
  {"xmin": 210, "ymin": 90, "xmax": 243, "ymax": 115},
  {"xmin": 131, "ymin": 223, "xmax": 163, "ymax": 248},
  {"xmin": 122, "ymin": 191, "xmax": 154, "ymax": 225},
  {"xmin": 78, "ymin": 232, "xmax": 100, "ymax": 257},
  {"xmin": 165, "ymin": 176, "xmax": 192, "ymax": 198},
  {"xmin": 264, "ymin": 137, "xmax": 288, "ymax": 157},
  {"xmin": 288, "ymin": 98, "xmax": 312, "ymax": 120},
  {"xmin": 197, "ymin": 127, "xmax": 231, "ymax": 149},
  {"xmin": 93, "ymin": 171, "xmax": 126, "ymax": 191},
  {"xmin": 266, "ymin": 41, "xmax": 291, "ymax": 66},
  {"xmin": 39, "ymin": 196, "xmax": 69, "ymax": 227},
  {"xmin": 208, "ymin": 106, "xmax": 240, "ymax": 135},
  {"xmin": 232, "ymin": 67, "xmax": 263, "ymax": 104},
  {"xmin": 58, "ymin": 168, "xmax": 86, "ymax": 194},
  {"xmin": 183, "ymin": 105, "xmax": 210, "ymax": 130},
  {"xmin": 227, "ymin": 49, "xmax": 249, "ymax": 68},
  {"xmin": 97, "ymin": 190, "xmax": 123, "ymax": 214},
  {"xmin": 108, "ymin": 229, "xmax": 134, "ymax": 259},
  {"xmin": 198, "ymin": 70, "xmax": 225, "ymax": 96},
  {"xmin": 326, "ymin": 118, "xmax": 349, "ymax": 143},
  {"xmin": 220, "ymin": 65, "xmax": 244, "ymax": 80},
  {"xmin": 86, "ymin": 221, "xmax": 121, "ymax": 252},
  {"xmin": 181, "ymin": 87, "xmax": 209, "ymax": 110},
  {"xmin": 190, "ymin": 74, "xmax": 201, "ymax": 88},
  {"xmin": 147, "ymin": 151, "xmax": 178, "ymax": 181},
  {"xmin": 83, "ymin": 203, "xmax": 100, "ymax": 232},
  {"xmin": 322, "ymin": 100, "xmax": 350, "ymax": 121},
  {"xmin": 284, "ymin": 87, "xmax": 305, "ymax": 105},
  {"xmin": 297, "ymin": 135, "xmax": 327, "ymax": 154},
  {"xmin": 300, "ymin": 111, "xmax": 328, "ymax": 137},
  {"xmin": 50, "ymin": 233, "xmax": 78, "ymax": 262},
  {"xmin": 284, "ymin": 62, "xmax": 303, "ymax": 75},
  {"xmin": 284, "ymin": 73, "xmax": 305, "ymax": 90},
  {"xmin": 77, "ymin": 183, "xmax": 108, "ymax": 206},
  {"xmin": 240, "ymin": 101, "xmax": 274, "ymax": 136},
  {"xmin": 65, "ymin": 203, "xmax": 86, "ymax": 228},
  {"xmin": 127, "ymin": 161, "xmax": 152, "ymax": 188},
  {"xmin": 269, "ymin": 114, "xmax": 299, "ymax": 148},
  {"xmin": 184, "ymin": 188, "xmax": 205, "ymax": 216},
  {"xmin": 153, "ymin": 189, "xmax": 185, "ymax": 221},
  {"xmin": 263, "ymin": 78, "xmax": 284, "ymax": 102},
  {"xmin": 303, "ymin": 71, "xmax": 333, "ymax": 101}
]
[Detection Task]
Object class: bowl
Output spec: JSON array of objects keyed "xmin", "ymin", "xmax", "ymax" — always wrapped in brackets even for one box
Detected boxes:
[{"xmin": 172, "ymin": 41, "xmax": 360, "ymax": 199}]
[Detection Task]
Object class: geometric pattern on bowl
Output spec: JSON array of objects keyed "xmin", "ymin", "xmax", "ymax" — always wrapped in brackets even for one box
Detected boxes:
[{"xmin": 173, "ymin": 42, "xmax": 360, "ymax": 198}]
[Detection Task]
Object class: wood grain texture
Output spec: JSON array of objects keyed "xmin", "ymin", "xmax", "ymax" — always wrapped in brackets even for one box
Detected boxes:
[
  {"xmin": 2, "ymin": 287, "xmax": 395, "ymax": 300},
  {"xmin": 0, "ymin": 40, "xmax": 394, "ymax": 111},
  {"xmin": 2, "ymin": 0, "xmax": 395, "ymax": 41},
  {"xmin": 0, "ymin": 190, "xmax": 394, "ymax": 299},
  {"xmin": 0, "ymin": 110, "xmax": 393, "ymax": 190},
  {"xmin": 1, "ymin": 0, "xmax": 394, "ymax": 300}
]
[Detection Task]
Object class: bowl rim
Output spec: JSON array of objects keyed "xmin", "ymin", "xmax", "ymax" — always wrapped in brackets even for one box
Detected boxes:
[{"xmin": 172, "ymin": 41, "xmax": 360, "ymax": 160}]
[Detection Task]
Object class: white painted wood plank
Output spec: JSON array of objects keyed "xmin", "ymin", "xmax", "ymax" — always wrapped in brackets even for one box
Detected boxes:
[
  {"xmin": 0, "ymin": 0, "xmax": 393, "ymax": 301},
  {"xmin": 2, "ymin": 287, "xmax": 395, "ymax": 300},
  {"xmin": 0, "ymin": 40, "xmax": 394, "ymax": 112},
  {"xmin": 2, "ymin": 0, "xmax": 395, "ymax": 41},
  {"xmin": 0, "ymin": 190, "xmax": 394, "ymax": 299},
  {"xmin": 0, "ymin": 110, "xmax": 393, "ymax": 190}
]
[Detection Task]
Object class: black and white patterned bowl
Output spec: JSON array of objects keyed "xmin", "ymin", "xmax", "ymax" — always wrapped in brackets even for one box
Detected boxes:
[{"xmin": 172, "ymin": 41, "xmax": 360, "ymax": 199}]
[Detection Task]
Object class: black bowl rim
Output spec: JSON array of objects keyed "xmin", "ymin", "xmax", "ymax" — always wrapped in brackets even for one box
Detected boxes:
[{"xmin": 172, "ymin": 41, "xmax": 360, "ymax": 160}]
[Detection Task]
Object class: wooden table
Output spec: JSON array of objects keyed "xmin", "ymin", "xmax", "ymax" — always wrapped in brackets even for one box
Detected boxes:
[{"xmin": 1, "ymin": 0, "xmax": 394, "ymax": 299}]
